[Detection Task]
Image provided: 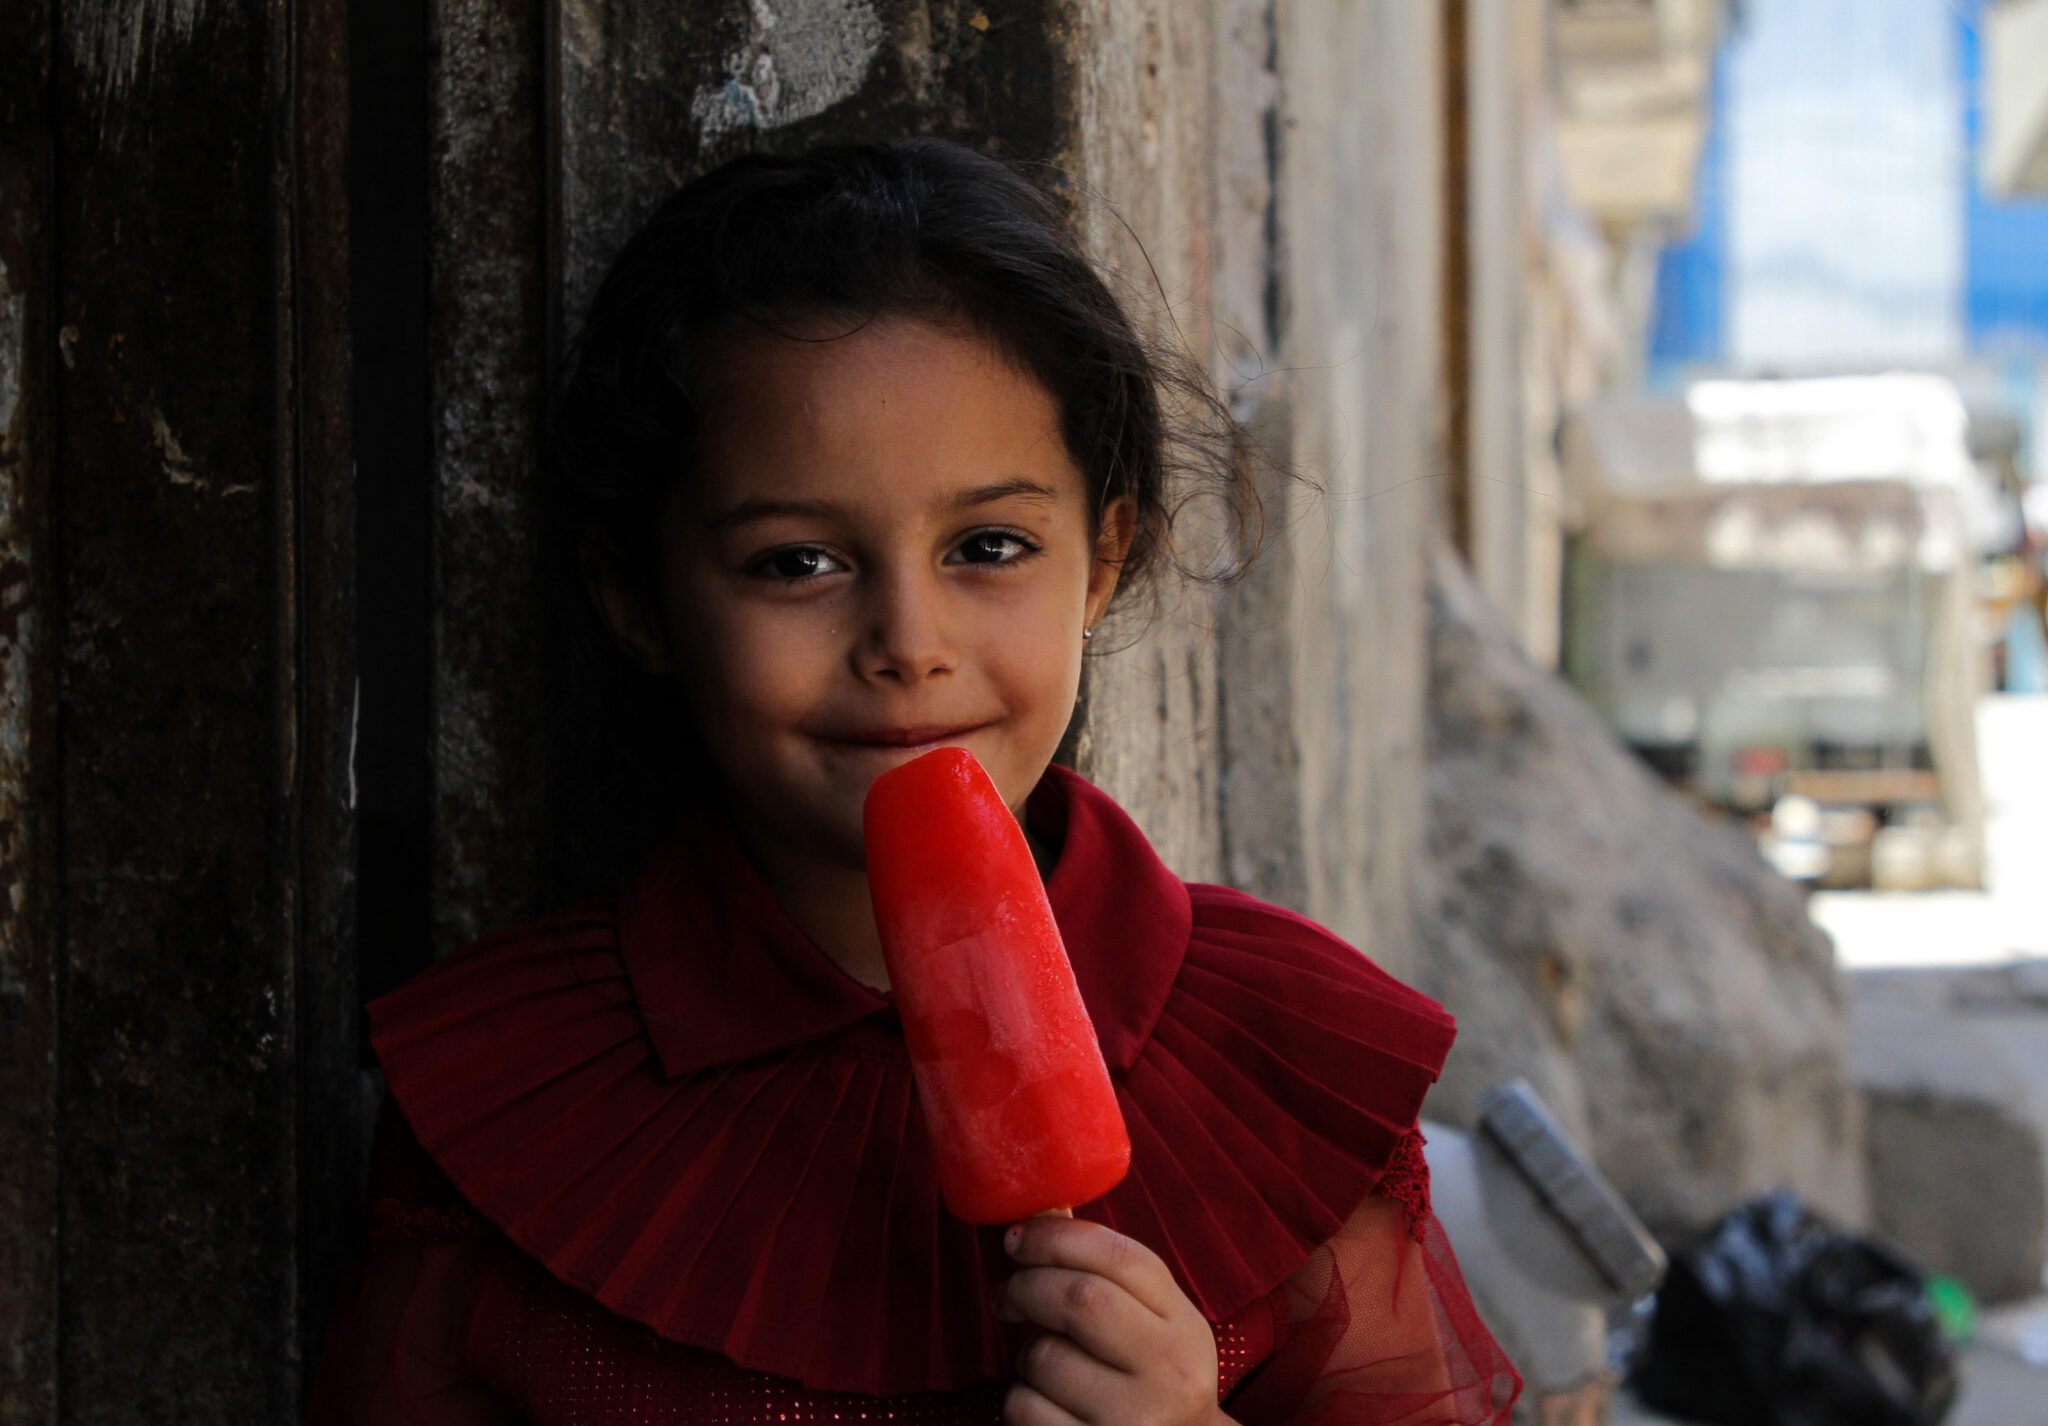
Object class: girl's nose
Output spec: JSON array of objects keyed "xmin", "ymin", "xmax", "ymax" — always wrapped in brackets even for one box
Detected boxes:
[{"xmin": 855, "ymin": 570, "xmax": 956, "ymax": 684}]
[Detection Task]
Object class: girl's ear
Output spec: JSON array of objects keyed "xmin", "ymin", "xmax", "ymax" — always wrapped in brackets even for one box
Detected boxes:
[
  {"xmin": 581, "ymin": 533, "xmax": 673, "ymax": 676},
  {"xmin": 1085, "ymin": 495, "xmax": 1138, "ymax": 629}
]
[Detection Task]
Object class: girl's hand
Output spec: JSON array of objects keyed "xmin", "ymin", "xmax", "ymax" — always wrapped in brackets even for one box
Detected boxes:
[{"xmin": 995, "ymin": 1216, "xmax": 1235, "ymax": 1426}]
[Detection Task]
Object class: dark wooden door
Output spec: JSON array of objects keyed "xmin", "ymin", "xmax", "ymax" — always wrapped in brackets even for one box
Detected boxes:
[
  {"xmin": 1, "ymin": 1, "xmax": 361, "ymax": 1421},
  {"xmin": 0, "ymin": 4, "xmax": 1072, "ymax": 1421}
]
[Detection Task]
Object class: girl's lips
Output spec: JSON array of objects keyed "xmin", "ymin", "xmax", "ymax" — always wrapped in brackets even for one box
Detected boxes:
[{"xmin": 815, "ymin": 723, "xmax": 991, "ymax": 749}]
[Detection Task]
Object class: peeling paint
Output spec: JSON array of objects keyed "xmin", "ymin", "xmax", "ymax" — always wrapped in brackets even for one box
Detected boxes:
[
  {"xmin": 0, "ymin": 263, "xmax": 22, "ymax": 436},
  {"xmin": 69, "ymin": 0, "xmax": 205, "ymax": 103},
  {"xmin": 690, "ymin": 0, "xmax": 881, "ymax": 145},
  {"xmin": 0, "ymin": 608, "xmax": 28, "ymax": 767},
  {"xmin": 149, "ymin": 408, "xmax": 198, "ymax": 484},
  {"xmin": 449, "ymin": 466, "xmax": 514, "ymax": 512},
  {"xmin": 0, "ymin": 255, "xmax": 30, "ymax": 772},
  {"xmin": 345, "ymin": 676, "xmax": 358, "ymax": 811},
  {"xmin": 148, "ymin": 406, "xmax": 255, "ymax": 495},
  {"xmin": 0, "ymin": 255, "xmax": 35, "ymax": 980}
]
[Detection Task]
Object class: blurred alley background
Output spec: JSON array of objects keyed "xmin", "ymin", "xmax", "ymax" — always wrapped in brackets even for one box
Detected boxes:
[{"xmin": 2, "ymin": 0, "xmax": 2046, "ymax": 1422}]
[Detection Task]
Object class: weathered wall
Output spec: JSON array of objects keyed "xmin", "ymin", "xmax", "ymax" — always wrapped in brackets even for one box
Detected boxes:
[
  {"xmin": 1062, "ymin": 0, "xmax": 1227, "ymax": 885},
  {"xmin": 428, "ymin": 0, "xmax": 551, "ymax": 956},
  {"xmin": 1458, "ymin": 0, "xmax": 1536, "ymax": 655},
  {"xmin": 1260, "ymin": 0, "xmax": 1443, "ymax": 974},
  {"xmin": 0, "ymin": 0, "xmax": 57, "ymax": 1414},
  {"xmin": 1066, "ymin": 0, "xmax": 1447, "ymax": 979},
  {"xmin": 555, "ymin": 1, "xmax": 1077, "ymax": 328}
]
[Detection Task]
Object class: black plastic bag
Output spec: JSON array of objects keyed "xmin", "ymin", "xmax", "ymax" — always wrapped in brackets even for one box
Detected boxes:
[{"xmin": 1629, "ymin": 1191, "xmax": 1956, "ymax": 1426}]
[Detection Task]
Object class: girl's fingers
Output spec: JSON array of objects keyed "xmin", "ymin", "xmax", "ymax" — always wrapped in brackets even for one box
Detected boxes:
[
  {"xmin": 1002, "ymin": 1380, "xmax": 1090, "ymax": 1426},
  {"xmin": 1000, "ymin": 1267, "xmax": 1154, "ymax": 1372},
  {"xmin": 1005, "ymin": 1218, "xmax": 1184, "ymax": 1319},
  {"xmin": 1013, "ymin": 1333, "xmax": 1126, "ymax": 1421}
]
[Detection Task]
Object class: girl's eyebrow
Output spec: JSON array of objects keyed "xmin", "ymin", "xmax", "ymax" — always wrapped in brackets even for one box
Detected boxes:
[
  {"xmin": 944, "ymin": 479, "xmax": 1059, "ymax": 510},
  {"xmin": 706, "ymin": 497, "xmax": 841, "ymax": 531},
  {"xmin": 708, "ymin": 479, "xmax": 1058, "ymax": 532}
]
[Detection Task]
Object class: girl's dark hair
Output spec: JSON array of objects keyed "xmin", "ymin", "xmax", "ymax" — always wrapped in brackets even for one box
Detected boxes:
[{"xmin": 548, "ymin": 138, "xmax": 1257, "ymax": 891}]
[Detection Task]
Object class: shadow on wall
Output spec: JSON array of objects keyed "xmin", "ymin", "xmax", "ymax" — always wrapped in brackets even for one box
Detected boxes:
[{"xmin": 1413, "ymin": 541, "xmax": 1868, "ymax": 1243}]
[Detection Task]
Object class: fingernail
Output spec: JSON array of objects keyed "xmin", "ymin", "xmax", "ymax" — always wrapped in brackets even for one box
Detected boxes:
[{"xmin": 1004, "ymin": 1225, "xmax": 1023, "ymax": 1254}]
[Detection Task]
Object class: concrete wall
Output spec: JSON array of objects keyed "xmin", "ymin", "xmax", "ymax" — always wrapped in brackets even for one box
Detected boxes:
[
  {"xmin": 1459, "ymin": 0, "xmax": 1538, "ymax": 659},
  {"xmin": 1072, "ymin": 0, "xmax": 1446, "ymax": 978}
]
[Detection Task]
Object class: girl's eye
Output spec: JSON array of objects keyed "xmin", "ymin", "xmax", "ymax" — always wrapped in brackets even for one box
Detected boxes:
[
  {"xmin": 755, "ymin": 546, "xmax": 845, "ymax": 582},
  {"xmin": 949, "ymin": 530, "xmax": 1040, "ymax": 566}
]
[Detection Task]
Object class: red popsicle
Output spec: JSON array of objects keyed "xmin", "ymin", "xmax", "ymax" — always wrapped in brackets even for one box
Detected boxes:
[{"xmin": 864, "ymin": 747, "xmax": 1132, "ymax": 1224}]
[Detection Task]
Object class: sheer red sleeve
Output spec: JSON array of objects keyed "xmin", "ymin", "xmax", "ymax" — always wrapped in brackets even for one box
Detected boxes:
[
  {"xmin": 303, "ymin": 1111, "xmax": 525, "ymax": 1426},
  {"xmin": 1226, "ymin": 1145, "xmax": 1520, "ymax": 1426}
]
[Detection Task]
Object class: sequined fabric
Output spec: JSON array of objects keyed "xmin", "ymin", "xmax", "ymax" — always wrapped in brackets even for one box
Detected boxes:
[
  {"xmin": 1373, "ymin": 1133, "xmax": 1433, "ymax": 1245},
  {"xmin": 309, "ymin": 1176, "xmax": 1514, "ymax": 1426},
  {"xmin": 314, "ymin": 1109, "xmax": 1458, "ymax": 1423},
  {"xmin": 458, "ymin": 1238, "xmax": 1280, "ymax": 1425},
  {"xmin": 368, "ymin": 1195, "xmax": 487, "ymax": 1245}
]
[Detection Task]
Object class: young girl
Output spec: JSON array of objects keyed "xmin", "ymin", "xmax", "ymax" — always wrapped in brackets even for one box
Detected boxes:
[{"xmin": 309, "ymin": 139, "xmax": 1519, "ymax": 1426}]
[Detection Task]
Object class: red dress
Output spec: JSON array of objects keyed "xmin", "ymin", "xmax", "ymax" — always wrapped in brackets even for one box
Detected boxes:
[{"xmin": 309, "ymin": 767, "xmax": 1519, "ymax": 1424}]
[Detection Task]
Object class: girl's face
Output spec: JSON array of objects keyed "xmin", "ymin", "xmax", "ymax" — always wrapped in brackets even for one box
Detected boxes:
[{"xmin": 596, "ymin": 315, "xmax": 1132, "ymax": 872}]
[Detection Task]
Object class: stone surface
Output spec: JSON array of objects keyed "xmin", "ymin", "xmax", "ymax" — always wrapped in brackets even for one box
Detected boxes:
[
  {"xmin": 1199, "ymin": 0, "xmax": 1444, "ymax": 976},
  {"xmin": 1850, "ymin": 963, "xmax": 2048, "ymax": 1305},
  {"xmin": 427, "ymin": 0, "xmax": 552, "ymax": 958},
  {"xmin": 1414, "ymin": 542, "xmax": 1867, "ymax": 1242}
]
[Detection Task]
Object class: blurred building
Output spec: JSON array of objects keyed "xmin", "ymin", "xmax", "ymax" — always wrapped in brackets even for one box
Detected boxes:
[
  {"xmin": 1984, "ymin": 0, "xmax": 2048, "ymax": 197},
  {"xmin": 1574, "ymin": 0, "xmax": 2048, "ymax": 876},
  {"xmin": 1649, "ymin": 0, "xmax": 2048, "ymax": 377},
  {"xmin": 1730, "ymin": 0, "xmax": 1967, "ymax": 371},
  {"xmin": 1568, "ymin": 376, "xmax": 1990, "ymax": 886},
  {"xmin": 1450, "ymin": 0, "xmax": 1726, "ymax": 666}
]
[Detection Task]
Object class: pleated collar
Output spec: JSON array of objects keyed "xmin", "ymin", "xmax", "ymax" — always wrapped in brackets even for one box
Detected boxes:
[
  {"xmin": 616, "ymin": 765, "xmax": 1193, "ymax": 1078},
  {"xmin": 368, "ymin": 764, "xmax": 1455, "ymax": 1394}
]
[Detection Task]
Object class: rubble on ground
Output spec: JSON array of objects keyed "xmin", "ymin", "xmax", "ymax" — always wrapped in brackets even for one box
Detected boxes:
[{"xmin": 1848, "ymin": 961, "xmax": 2048, "ymax": 1305}]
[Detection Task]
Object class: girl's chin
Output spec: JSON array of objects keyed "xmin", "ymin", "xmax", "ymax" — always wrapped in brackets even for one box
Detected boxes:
[{"xmin": 734, "ymin": 802, "xmax": 870, "ymax": 876}]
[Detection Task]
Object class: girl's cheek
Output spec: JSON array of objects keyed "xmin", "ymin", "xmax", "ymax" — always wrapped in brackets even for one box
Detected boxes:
[{"xmin": 721, "ymin": 617, "xmax": 835, "ymax": 712}]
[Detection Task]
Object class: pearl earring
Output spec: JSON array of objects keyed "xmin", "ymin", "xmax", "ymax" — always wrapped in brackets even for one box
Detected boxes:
[{"xmin": 1082, "ymin": 627, "xmax": 1094, "ymax": 642}]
